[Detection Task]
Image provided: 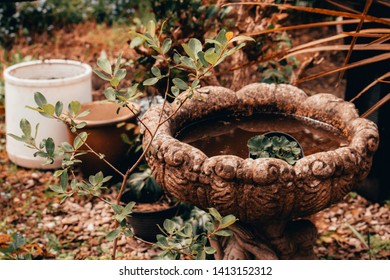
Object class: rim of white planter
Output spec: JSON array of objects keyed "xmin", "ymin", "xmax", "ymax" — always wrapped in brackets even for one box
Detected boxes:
[{"xmin": 4, "ymin": 59, "xmax": 92, "ymax": 88}]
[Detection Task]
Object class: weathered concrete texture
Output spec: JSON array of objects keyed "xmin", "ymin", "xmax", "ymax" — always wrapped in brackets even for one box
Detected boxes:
[{"xmin": 141, "ymin": 83, "xmax": 379, "ymax": 223}]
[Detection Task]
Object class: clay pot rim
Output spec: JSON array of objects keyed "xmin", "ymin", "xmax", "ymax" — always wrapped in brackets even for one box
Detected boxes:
[{"xmin": 74, "ymin": 101, "xmax": 141, "ymax": 128}]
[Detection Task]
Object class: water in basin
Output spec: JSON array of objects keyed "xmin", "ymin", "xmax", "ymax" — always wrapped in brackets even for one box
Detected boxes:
[{"xmin": 176, "ymin": 113, "xmax": 349, "ymax": 158}]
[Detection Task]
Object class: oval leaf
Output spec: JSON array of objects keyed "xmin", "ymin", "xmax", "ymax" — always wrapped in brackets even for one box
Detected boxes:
[
  {"xmin": 73, "ymin": 132, "xmax": 88, "ymax": 150},
  {"xmin": 162, "ymin": 38, "xmax": 172, "ymax": 54},
  {"xmin": 106, "ymin": 229, "xmax": 121, "ymax": 241},
  {"xmin": 97, "ymin": 57, "xmax": 112, "ymax": 75},
  {"xmin": 172, "ymin": 78, "xmax": 188, "ymax": 90},
  {"xmin": 143, "ymin": 77, "xmax": 159, "ymax": 86},
  {"xmin": 20, "ymin": 118, "xmax": 32, "ymax": 138},
  {"xmin": 34, "ymin": 92, "xmax": 47, "ymax": 107},
  {"xmin": 68, "ymin": 101, "xmax": 81, "ymax": 116},
  {"xmin": 45, "ymin": 137, "xmax": 55, "ymax": 156},
  {"xmin": 55, "ymin": 101, "xmax": 63, "ymax": 117},
  {"xmin": 42, "ymin": 104, "xmax": 55, "ymax": 116}
]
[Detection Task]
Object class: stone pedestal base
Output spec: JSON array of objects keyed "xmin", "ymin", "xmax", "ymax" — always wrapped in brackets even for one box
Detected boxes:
[{"xmin": 211, "ymin": 219, "xmax": 317, "ymax": 260}]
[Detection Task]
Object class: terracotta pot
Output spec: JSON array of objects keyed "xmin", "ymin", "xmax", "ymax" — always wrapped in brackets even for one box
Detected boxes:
[
  {"xmin": 68, "ymin": 101, "xmax": 140, "ymax": 179},
  {"xmin": 121, "ymin": 190, "xmax": 179, "ymax": 242}
]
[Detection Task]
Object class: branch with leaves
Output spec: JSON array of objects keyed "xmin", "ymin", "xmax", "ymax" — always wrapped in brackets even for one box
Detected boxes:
[{"xmin": 8, "ymin": 20, "xmax": 252, "ymax": 260}]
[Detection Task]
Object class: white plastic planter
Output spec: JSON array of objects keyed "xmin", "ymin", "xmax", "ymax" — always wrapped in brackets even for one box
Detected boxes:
[{"xmin": 4, "ymin": 59, "xmax": 92, "ymax": 169}]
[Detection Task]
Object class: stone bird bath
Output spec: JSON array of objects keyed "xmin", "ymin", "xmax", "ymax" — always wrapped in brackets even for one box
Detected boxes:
[{"xmin": 141, "ymin": 83, "xmax": 379, "ymax": 259}]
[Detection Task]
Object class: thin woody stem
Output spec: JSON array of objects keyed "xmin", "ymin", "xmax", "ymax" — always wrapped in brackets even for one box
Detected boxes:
[{"xmin": 125, "ymin": 104, "xmax": 153, "ymax": 136}]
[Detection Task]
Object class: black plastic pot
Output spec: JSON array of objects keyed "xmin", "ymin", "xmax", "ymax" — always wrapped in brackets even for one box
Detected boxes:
[{"xmin": 121, "ymin": 190, "xmax": 179, "ymax": 242}]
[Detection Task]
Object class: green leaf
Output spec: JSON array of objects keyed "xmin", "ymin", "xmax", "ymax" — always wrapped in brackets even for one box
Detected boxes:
[
  {"xmin": 93, "ymin": 69, "xmax": 111, "ymax": 82},
  {"xmin": 229, "ymin": 35, "xmax": 255, "ymax": 43},
  {"xmin": 215, "ymin": 229, "xmax": 233, "ymax": 237},
  {"xmin": 42, "ymin": 104, "xmax": 55, "ymax": 116},
  {"xmin": 220, "ymin": 214, "xmax": 237, "ymax": 228},
  {"xmin": 11, "ymin": 233, "xmax": 26, "ymax": 249},
  {"xmin": 95, "ymin": 171, "xmax": 104, "ymax": 183},
  {"xmin": 114, "ymin": 214, "xmax": 126, "ymax": 223},
  {"xmin": 172, "ymin": 78, "xmax": 188, "ymax": 90},
  {"xmin": 173, "ymin": 53, "xmax": 180, "ymax": 64},
  {"xmin": 205, "ymin": 39, "xmax": 223, "ymax": 47},
  {"xmin": 106, "ymin": 229, "xmax": 121, "ymax": 241},
  {"xmin": 205, "ymin": 221, "xmax": 215, "ymax": 233},
  {"xmin": 208, "ymin": 207, "xmax": 222, "ymax": 222},
  {"xmin": 61, "ymin": 142, "xmax": 74, "ymax": 152},
  {"xmin": 97, "ymin": 57, "xmax": 112, "ymax": 75},
  {"xmin": 180, "ymin": 56, "xmax": 196, "ymax": 69},
  {"xmin": 151, "ymin": 66, "xmax": 161, "ymax": 77},
  {"xmin": 204, "ymin": 246, "xmax": 217, "ymax": 255},
  {"xmin": 34, "ymin": 92, "xmax": 47, "ymax": 107},
  {"xmin": 55, "ymin": 101, "xmax": 63, "ymax": 117},
  {"xmin": 143, "ymin": 77, "xmax": 159, "ymax": 86},
  {"xmin": 49, "ymin": 184, "xmax": 65, "ymax": 194},
  {"xmin": 104, "ymin": 87, "xmax": 117, "ymax": 101},
  {"xmin": 171, "ymin": 86, "xmax": 180, "ymax": 97},
  {"xmin": 191, "ymin": 79, "xmax": 200, "ymax": 88},
  {"xmin": 68, "ymin": 101, "xmax": 81, "ymax": 116},
  {"xmin": 110, "ymin": 77, "xmax": 120, "ymax": 87},
  {"xmin": 34, "ymin": 151, "xmax": 48, "ymax": 158},
  {"xmin": 114, "ymin": 69, "xmax": 126, "ymax": 81},
  {"xmin": 162, "ymin": 38, "xmax": 172, "ymax": 54},
  {"xmin": 197, "ymin": 51, "xmax": 208, "ymax": 67},
  {"xmin": 75, "ymin": 122, "xmax": 87, "ymax": 129},
  {"xmin": 70, "ymin": 179, "xmax": 77, "ymax": 192},
  {"xmin": 189, "ymin": 38, "xmax": 203, "ymax": 59},
  {"xmin": 196, "ymin": 249, "xmax": 206, "ymax": 260},
  {"xmin": 7, "ymin": 133, "xmax": 24, "ymax": 142},
  {"xmin": 25, "ymin": 105, "xmax": 44, "ymax": 113},
  {"xmin": 45, "ymin": 137, "xmax": 55, "ymax": 156},
  {"xmin": 113, "ymin": 52, "xmax": 122, "ymax": 75},
  {"xmin": 53, "ymin": 169, "xmax": 65, "ymax": 177},
  {"xmin": 183, "ymin": 223, "xmax": 193, "ymax": 237},
  {"xmin": 215, "ymin": 29, "xmax": 227, "ymax": 46},
  {"xmin": 111, "ymin": 204, "xmax": 123, "ymax": 215},
  {"xmin": 130, "ymin": 36, "xmax": 144, "ymax": 48},
  {"xmin": 156, "ymin": 234, "xmax": 169, "ymax": 247},
  {"xmin": 102, "ymin": 176, "xmax": 112, "ymax": 183},
  {"xmin": 163, "ymin": 219, "xmax": 176, "ymax": 234},
  {"xmin": 60, "ymin": 170, "xmax": 68, "ymax": 192},
  {"xmin": 147, "ymin": 20, "xmax": 156, "ymax": 37},
  {"xmin": 227, "ymin": 45, "xmax": 244, "ymax": 58},
  {"xmin": 73, "ymin": 132, "xmax": 88, "ymax": 150},
  {"xmin": 20, "ymin": 118, "xmax": 32, "ymax": 138},
  {"xmin": 123, "ymin": 201, "xmax": 136, "ymax": 215},
  {"xmin": 182, "ymin": 43, "xmax": 195, "ymax": 60},
  {"xmin": 204, "ymin": 52, "xmax": 219, "ymax": 65}
]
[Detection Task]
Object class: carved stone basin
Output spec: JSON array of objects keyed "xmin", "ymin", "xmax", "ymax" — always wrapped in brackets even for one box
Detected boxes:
[{"xmin": 141, "ymin": 83, "xmax": 379, "ymax": 259}]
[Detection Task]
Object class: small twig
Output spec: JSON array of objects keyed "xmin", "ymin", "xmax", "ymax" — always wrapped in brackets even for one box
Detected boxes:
[
  {"xmin": 125, "ymin": 104, "xmax": 152, "ymax": 136},
  {"xmin": 81, "ymin": 140, "xmax": 125, "ymax": 178}
]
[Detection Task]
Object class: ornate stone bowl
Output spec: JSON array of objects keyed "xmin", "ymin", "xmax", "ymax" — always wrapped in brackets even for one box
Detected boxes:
[
  {"xmin": 141, "ymin": 83, "xmax": 379, "ymax": 259},
  {"xmin": 142, "ymin": 83, "xmax": 378, "ymax": 221}
]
